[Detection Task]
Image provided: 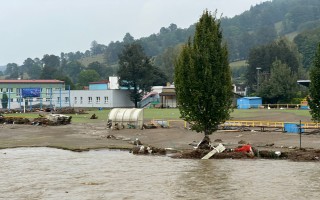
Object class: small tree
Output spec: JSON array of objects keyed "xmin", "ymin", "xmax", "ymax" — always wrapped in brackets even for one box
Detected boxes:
[
  {"xmin": 258, "ymin": 60, "xmax": 298, "ymax": 103},
  {"xmin": 307, "ymin": 43, "xmax": 320, "ymax": 122},
  {"xmin": 77, "ymin": 70, "xmax": 100, "ymax": 88},
  {"xmin": 175, "ymin": 10, "xmax": 232, "ymax": 140},
  {"xmin": 1, "ymin": 92, "xmax": 8, "ymax": 109}
]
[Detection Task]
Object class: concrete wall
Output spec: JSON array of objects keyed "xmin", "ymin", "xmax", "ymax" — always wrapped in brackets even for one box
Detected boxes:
[
  {"xmin": 109, "ymin": 76, "xmax": 119, "ymax": 89},
  {"xmin": 53, "ymin": 89, "xmax": 134, "ymax": 108}
]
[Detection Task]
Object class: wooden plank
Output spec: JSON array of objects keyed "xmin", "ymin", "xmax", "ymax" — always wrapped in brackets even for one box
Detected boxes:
[{"xmin": 201, "ymin": 143, "xmax": 226, "ymax": 160}]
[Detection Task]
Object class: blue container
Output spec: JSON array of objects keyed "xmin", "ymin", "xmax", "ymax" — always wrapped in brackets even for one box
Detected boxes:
[
  {"xmin": 237, "ymin": 97, "xmax": 262, "ymax": 109},
  {"xmin": 284, "ymin": 123, "xmax": 304, "ymax": 133},
  {"xmin": 300, "ymin": 105, "xmax": 309, "ymax": 110}
]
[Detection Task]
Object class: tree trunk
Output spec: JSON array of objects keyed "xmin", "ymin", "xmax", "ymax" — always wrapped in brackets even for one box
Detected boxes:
[{"xmin": 197, "ymin": 135, "xmax": 211, "ymax": 150}]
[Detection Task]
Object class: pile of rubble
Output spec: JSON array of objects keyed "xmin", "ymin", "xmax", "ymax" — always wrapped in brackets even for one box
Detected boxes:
[
  {"xmin": 32, "ymin": 114, "xmax": 72, "ymax": 126},
  {"xmin": 53, "ymin": 108, "xmax": 87, "ymax": 114},
  {"xmin": 0, "ymin": 116, "xmax": 30, "ymax": 124},
  {"xmin": 0, "ymin": 114, "xmax": 72, "ymax": 126}
]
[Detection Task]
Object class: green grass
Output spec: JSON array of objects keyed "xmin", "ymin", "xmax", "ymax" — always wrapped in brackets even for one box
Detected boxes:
[
  {"xmin": 230, "ymin": 60, "xmax": 248, "ymax": 68},
  {"xmin": 79, "ymin": 54, "xmax": 105, "ymax": 67},
  {"xmin": 144, "ymin": 108, "xmax": 181, "ymax": 119},
  {"xmin": 3, "ymin": 108, "xmax": 312, "ymax": 123}
]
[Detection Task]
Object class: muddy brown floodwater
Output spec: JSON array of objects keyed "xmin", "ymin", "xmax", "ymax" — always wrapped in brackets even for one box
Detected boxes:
[{"xmin": 1, "ymin": 148, "xmax": 320, "ymax": 200}]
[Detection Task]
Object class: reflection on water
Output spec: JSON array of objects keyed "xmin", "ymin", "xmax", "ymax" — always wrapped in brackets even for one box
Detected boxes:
[{"xmin": 1, "ymin": 148, "xmax": 320, "ymax": 200}]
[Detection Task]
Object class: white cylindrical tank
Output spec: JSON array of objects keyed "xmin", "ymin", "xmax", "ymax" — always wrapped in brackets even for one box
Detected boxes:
[{"xmin": 108, "ymin": 108, "xmax": 144, "ymax": 129}]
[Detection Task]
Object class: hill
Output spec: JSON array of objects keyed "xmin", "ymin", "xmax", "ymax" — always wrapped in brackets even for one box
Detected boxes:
[
  {"xmin": 85, "ymin": 0, "xmax": 320, "ymax": 66},
  {"xmin": 4, "ymin": 0, "xmax": 320, "ymax": 86}
]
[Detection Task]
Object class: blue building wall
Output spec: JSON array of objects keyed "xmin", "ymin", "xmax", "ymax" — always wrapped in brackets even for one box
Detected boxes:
[
  {"xmin": 89, "ymin": 83, "xmax": 108, "ymax": 90},
  {"xmin": 237, "ymin": 97, "xmax": 262, "ymax": 109}
]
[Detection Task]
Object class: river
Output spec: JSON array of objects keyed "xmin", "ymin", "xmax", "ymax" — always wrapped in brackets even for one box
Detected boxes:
[{"xmin": 1, "ymin": 148, "xmax": 319, "ymax": 200}]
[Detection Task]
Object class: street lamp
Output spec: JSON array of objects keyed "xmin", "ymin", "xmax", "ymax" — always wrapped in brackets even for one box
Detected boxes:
[{"xmin": 256, "ymin": 67, "xmax": 261, "ymax": 91}]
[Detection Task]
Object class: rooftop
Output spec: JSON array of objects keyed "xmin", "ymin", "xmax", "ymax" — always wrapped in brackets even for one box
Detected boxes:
[
  {"xmin": 89, "ymin": 80, "xmax": 109, "ymax": 84},
  {"xmin": 0, "ymin": 79, "xmax": 64, "ymax": 84}
]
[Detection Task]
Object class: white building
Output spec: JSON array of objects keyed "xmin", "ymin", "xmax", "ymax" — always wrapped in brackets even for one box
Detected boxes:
[
  {"xmin": 0, "ymin": 78, "xmax": 134, "ymax": 110},
  {"xmin": 54, "ymin": 89, "xmax": 134, "ymax": 108}
]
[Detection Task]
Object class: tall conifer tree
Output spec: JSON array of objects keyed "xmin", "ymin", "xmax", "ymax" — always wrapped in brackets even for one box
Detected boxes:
[
  {"xmin": 308, "ymin": 43, "xmax": 320, "ymax": 122},
  {"xmin": 175, "ymin": 10, "xmax": 232, "ymax": 137}
]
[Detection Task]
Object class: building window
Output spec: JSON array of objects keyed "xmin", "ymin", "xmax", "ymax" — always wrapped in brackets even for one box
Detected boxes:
[
  {"xmin": 17, "ymin": 98, "xmax": 23, "ymax": 103},
  {"xmin": 16, "ymin": 88, "xmax": 21, "ymax": 96},
  {"xmin": 7, "ymin": 88, "xmax": 13, "ymax": 93},
  {"xmin": 46, "ymin": 98, "xmax": 51, "ymax": 102},
  {"xmin": 104, "ymin": 96, "xmax": 109, "ymax": 104},
  {"xmin": 65, "ymin": 97, "xmax": 69, "ymax": 103},
  {"xmin": 80, "ymin": 97, "xmax": 83, "ymax": 104},
  {"xmin": 88, "ymin": 97, "xmax": 92, "ymax": 104},
  {"xmin": 0, "ymin": 88, "xmax": 3, "ymax": 93},
  {"xmin": 46, "ymin": 88, "xmax": 51, "ymax": 95},
  {"xmin": 74, "ymin": 97, "xmax": 77, "ymax": 104},
  {"xmin": 57, "ymin": 97, "xmax": 60, "ymax": 103},
  {"xmin": 96, "ymin": 97, "xmax": 100, "ymax": 104}
]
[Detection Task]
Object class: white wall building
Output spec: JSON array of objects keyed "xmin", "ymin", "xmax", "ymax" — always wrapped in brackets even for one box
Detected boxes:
[{"xmin": 53, "ymin": 89, "xmax": 134, "ymax": 108}]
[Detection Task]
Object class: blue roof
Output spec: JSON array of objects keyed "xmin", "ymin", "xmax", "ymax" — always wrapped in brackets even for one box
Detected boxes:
[{"xmin": 241, "ymin": 97, "xmax": 261, "ymax": 100}]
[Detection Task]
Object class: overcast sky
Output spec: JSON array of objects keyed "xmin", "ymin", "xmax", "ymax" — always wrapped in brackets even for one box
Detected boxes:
[{"xmin": 0, "ymin": 0, "xmax": 270, "ymax": 66}]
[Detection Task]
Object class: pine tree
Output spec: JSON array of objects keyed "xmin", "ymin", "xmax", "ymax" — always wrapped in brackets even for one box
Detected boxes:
[
  {"xmin": 307, "ymin": 43, "xmax": 320, "ymax": 122},
  {"xmin": 174, "ymin": 10, "xmax": 232, "ymax": 137}
]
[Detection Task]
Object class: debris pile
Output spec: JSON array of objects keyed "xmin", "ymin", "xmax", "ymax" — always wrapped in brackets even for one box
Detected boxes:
[
  {"xmin": 90, "ymin": 114, "xmax": 98, "ymax": 119},
  {"xmin": 131, "ymin": 145, "xmax": 166, "ymax": 155},
  {"xmin": 0, "ymin": 116, "xmax": 30, "ymax": 124},
  {"xmin": 53, "ymin": 108, "xmax": 87, "ymax": 114},
  {"xmin": 32, "ymin": 114, "xmax": 72, "ymax": 126}
]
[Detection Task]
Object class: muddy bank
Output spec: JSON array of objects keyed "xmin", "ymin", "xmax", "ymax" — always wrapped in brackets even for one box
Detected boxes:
[
  {"xmin": 1, "ymin": 120, "xmax": 320, "ymax": 162},
  {"xmin": 169, "ymin": 148, "xmax": 320, "ymax": 162}
]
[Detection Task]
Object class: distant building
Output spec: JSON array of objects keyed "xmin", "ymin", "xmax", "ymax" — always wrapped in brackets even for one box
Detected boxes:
[
  {"xmin": 0, "ymin": 79, "xmax": 65, "ymax": 110},
  {"xmin": 139, "ymin": 83, "xmax": 177, "ymax": 108},
  {"xmin": 297, "ymin": 80, "xmax": 310, "ymax": 87},
  {"xmin": 0, "ymin": 77, "xmax": 134, "ymax": 110},
  {"xmin": 54, "ymin": 76, "xmax": 133, "ymax": 108}
]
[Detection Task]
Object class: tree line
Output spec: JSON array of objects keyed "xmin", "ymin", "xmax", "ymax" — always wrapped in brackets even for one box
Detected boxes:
[{"xmin": 2, "ymin": 0, "xmax": 320, "ymax": 106}]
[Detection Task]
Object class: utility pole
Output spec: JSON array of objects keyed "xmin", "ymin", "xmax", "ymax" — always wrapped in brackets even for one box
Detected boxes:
[{"xmin": 256, "ymin": 67, "xmax": 261, "ymax": 91}]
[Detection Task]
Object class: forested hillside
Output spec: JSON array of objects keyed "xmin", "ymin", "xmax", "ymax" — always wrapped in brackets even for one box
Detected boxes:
[{"xmin": 3, "ymin": 0, "xmax": 320, "ymax": 94}]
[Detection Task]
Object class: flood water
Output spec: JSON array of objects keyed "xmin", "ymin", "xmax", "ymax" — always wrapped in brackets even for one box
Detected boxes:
[{"xmin": 1, "ymin": 148, "xmax": 320, "ymax": 200}]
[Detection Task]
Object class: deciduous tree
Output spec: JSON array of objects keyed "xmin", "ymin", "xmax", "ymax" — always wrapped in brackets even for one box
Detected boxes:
[
  {"xmin": 258, "ymin": 60, "xmax": 297, "ymax": 103},
  {"xmin": 118, "ymin": 43, "xmax": 167, "ymax": 107},
  {"xmin": 174, "ymin": 10, "xmax": 233, "ymax": 138},
  {"xmin": 77, "ymin": 70, "xmax": 100, "ymax": 88}
]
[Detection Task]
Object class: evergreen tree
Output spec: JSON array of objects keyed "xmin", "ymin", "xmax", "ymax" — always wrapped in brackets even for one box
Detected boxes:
[
  {"xmin": 307, "ymin": 43, "xmax": 320, "ymax": 122},
  {"xmin": 1, "ymin": 92, "xmax": 8, "ymax": 109},
  {"xmin": 174, "ymin": 10, "xmax": 232, "ymax": 138}
]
